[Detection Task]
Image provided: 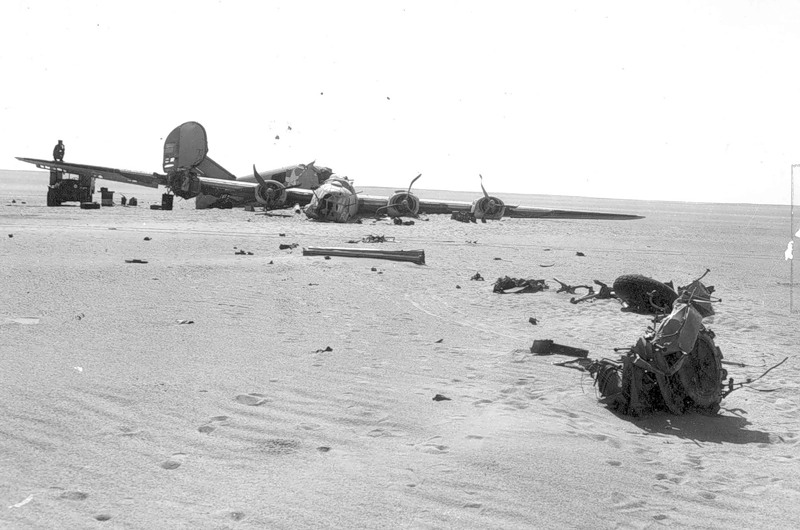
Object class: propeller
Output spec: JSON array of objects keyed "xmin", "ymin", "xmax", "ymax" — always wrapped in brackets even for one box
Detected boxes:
[{"xmin": 476, "ymin": 174, "xmax": 503, "ymax": 218}]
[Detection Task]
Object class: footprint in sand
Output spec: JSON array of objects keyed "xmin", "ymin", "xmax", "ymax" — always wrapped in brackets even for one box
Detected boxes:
[
  {"xmin": 59, "ymin": 491, "xmax": 88, "ymax": 501},
  {"xmin": 235, "ymin": 394, "xmax": 269, "ymax": 406},
  {"xmin": 160, "ymin": 453, "xmax": 187, "ymax": 470},
  {"xmin": 198, "ymin": 416, "xmax": 230, "ymax": 434}
]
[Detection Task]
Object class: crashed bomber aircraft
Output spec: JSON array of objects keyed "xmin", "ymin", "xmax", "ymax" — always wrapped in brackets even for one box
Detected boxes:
[{"xmin": 18, "ymin": 121, "xmax": 643, "ymax": 222}]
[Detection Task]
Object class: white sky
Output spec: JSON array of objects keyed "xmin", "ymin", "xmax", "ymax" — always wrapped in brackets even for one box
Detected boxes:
[{"xmin": 2, "ymin": 0, "xmax": 799, "ymax": 204}]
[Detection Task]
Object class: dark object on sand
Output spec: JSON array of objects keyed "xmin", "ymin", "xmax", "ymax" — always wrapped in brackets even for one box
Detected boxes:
[
  {"xmin": 451, "ymin": 211, "xmax": 476, "ymax": 223},
  {"xmin": 314, "ymin": 346, "xmax": 333, "ymax": 353},
  {"xmin": 613, "ymin": 274, "xmax": 678, "ymax": 314},
  {"xmin": 530, "ymin": 339, "xmax": 588, "ymax": 357},
  {"xmin": 432, "ymin": 394, "xmax": 451, "ymax": 401},
  {"xmin": 303, "ymin": 247, "xmax": 425, "ymax": 265},
  {"xmin": 435, "ymin": 338, "xmax": 444, "ymax": 343},
  {"xmin": 570, "ymin": 280, "xmax": 617, "ymax": 304},
  {"xmin": 470, "ymin": 272, "xmax": 484, "ymax": 281},
  {"xmin": 80, "ymin": 202, "xmax": 100, "ymax": 209},
  {"xmin": 8, "ymin": 234, "xmax": 12, "ymax": 238},
  {"xmin": 552, "ymin": 278, "xmax": 594, "ymax": 295},
  {"xmin": 576, "ymin": 252, "xmax": 586, "ymax": 257},
  {"xmin": 279, "ymin": 243, "xmax": 299, "ymax": 250},
  {"xmin": 493, "ymin": 276, "xmax": 548, "ymax": 294},
  {"xmin": 128, "ymin": 197, "xmax": 138, "ymax": 206},
  {"xmin": 529, "ymin": 317, "xmax": 538, "ymax": 325},
  {"xmin": 144, "ymin": 237, "xmax": 152, "ymax": 241},
  {"xmin": 124, "ymin": 259, "xmax": 148, "ymax": 264}
]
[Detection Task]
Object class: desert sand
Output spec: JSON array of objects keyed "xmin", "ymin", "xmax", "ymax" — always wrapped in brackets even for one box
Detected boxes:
[{"xmin": 1, "ymin": 171, "xmax": 799, "ymax": 529}]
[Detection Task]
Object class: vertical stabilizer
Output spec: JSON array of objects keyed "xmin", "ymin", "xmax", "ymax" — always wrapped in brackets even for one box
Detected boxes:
[{"xmin": 162, "ymin": 122, "xmax": 236, "ymax": 180}]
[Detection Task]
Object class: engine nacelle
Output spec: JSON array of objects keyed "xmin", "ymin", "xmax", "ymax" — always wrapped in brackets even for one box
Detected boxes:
[
  {"xmin": 385, "ymin": 191, "xmax": 420, "ymax": 217},
  {"xmin": 471, "ymin": 196, "xmax": 506, "ymax": 220},
  {"xmin": 254, "ymin": 180, "xmax": 287, "ymax": 207}
]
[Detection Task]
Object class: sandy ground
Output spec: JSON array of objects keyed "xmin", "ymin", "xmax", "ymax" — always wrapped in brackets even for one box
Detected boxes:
[{"xmin": 1, "ymin": 175, "xmax": 799, "ymax": 528}]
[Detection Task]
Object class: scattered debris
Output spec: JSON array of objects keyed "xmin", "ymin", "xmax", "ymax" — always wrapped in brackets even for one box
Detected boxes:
[
  {"xmin": 303, "ymin": 247, "xmax": 426, "ymax": 265},
  {"xmin": 530, "ymin": 339, "xmax": 588, "ymax": 357},
  {"xmin": 561, "ymin": 272, "xmax": 744, "ymax": 417},
  {"xmin": 360, "ymin": 235, "xmax": 394, "ymax": 243},
  {"xmin": 279, "ymin": 243, "xmax": 299, "ymax": 250},
  {"xmin": 235, "ymin": 250, "xmax": 254, "ymax": 255},
  {"xmin": 451, "ymin": 211, "xmax": 476, "ymax": 223},
  {"xmin": 571, "ymin": 280, "xmax": 616, "ymax": 304},
  {"xmin": 432, "ymin": 394, "xmax": 451, "ymax": 401},
  {"xmin": 124, "ymin": 259, "xmax": 148, "ymax": 264},
  {"xmin": 470, "ymin": 272, "xmax": 484, "ymax": 281},
  {"xmin": 576, "ymin": 252, "xmax": 586, "ymax": 257},
  {"xmin": 552, "ymin": 278, "xmax": 594, "ymax": 295},
  {"xmin": 143, "ymin": 237, "xmax": 152, "ymax": 241},
  {"xmin": 371, "ymin": 267, "xmax": 378, "ymax": 271},
  {"xmin": 315, "ymin": 346, "xmax": 333, "ymax": 353},
  {"xmin": 528, "ymin": 317, "xmax": 538, "ymax": 325},
  {"xmin": 493, "ymin": 276, "xmax": 548, "ymax": 294},
  {"xmin": 176, "ymin": 320, "xmax": 194, "ymax": 325}
]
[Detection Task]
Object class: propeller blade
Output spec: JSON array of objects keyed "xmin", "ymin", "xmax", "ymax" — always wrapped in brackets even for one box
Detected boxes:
[
  {"xmin": 252, "ymin": 164, "xmax": 267, "ymax": 187},
  {"xmin": 479, "ymin": 174, "xmax": 490, "ymax": 199},
  {"xmin": 407, "ymin": 173, "xmax": 422, "ymax": 195}
]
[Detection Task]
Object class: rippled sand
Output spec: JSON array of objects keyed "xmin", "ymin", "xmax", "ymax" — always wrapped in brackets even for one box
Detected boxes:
[{"xmin": 2, "ymin": 171, "xmax": 798, "ymax": 528}]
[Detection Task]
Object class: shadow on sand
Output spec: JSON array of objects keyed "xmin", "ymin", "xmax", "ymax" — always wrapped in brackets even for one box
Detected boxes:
[{"xmin": 630, "ymin": 410, "xmax": 773, "ymax": 445}]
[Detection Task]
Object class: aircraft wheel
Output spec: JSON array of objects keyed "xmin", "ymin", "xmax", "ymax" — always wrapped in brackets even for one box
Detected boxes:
[{"xmin": 613, "ymin": 274, "xmax": 678, "ymax": 314}]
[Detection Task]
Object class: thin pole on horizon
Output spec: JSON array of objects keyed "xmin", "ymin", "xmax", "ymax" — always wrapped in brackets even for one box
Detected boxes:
[{"xmin": 792, "ymin": 165, "xmax": 797, "ymax": 313}]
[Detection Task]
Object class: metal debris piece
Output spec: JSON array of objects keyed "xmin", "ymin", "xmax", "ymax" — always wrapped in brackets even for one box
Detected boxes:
[
  {"xmin": 303, "ymin": 247, "xmax": 425, "ymax": 265},
  {"xmin": 432, "ymin": 394, "xmax": 451, "ymax": 401},
  {"xmin": 529, "ymin": 317, "xmax": 538, "ymax": 325},
  {"xmin": 552, "ymin": 278, "xmax": 594, "ymax": 295},
  {"xmin": 530, "ymin": 339, "xmax": 588, "ymax": 357},
  {"xmin": 279, "ymin": 243, "xmax": 299, "ymax": 250},
  {"xmin": 124, "ymin": 259, "xmax": 148, "ymax": 264},
  {"xmin": 493, "ymin": 276, "xmax": 548, "ymax": 294},
  {"xmin": 470, "ymin": 272, "xmax": 484, "ymax": 281}
]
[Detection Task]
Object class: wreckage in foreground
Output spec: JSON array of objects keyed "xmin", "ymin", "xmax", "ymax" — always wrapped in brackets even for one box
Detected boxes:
[
  {"xmin": 560, "ymin": 273, "xmax": 729, "ymax": 416},
  {"xmin": 17, "ymin": 121, "xmax": 643, "ymax": 222}
]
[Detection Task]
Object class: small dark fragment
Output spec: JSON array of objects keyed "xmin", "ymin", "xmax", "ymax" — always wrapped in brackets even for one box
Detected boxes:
[
  {"xmin": 432, "ymin": 394, "xmax": 451, "ymax": 402},
  {"xmin": 456, "ymin": 285, "xmax": 461, "ymax": 289},
  {"xmin": 493, "ymin": 257, "xmax": 502, "ymax": 261},
  {"xmin": 279, "ymin": 233, "xmax": 286, "ymax": 236},
  {"xmin": 493, "ymin": 276, "xmax": 548, "ymax": 294},
  {"xmin": 324, "ymin": 255, "xmax": 331, "ymax": 260},
  {"xmin": 435, "ymin": 339, "xmax": 444, "ymax": 343},
  {"xmin": 143, "ymin": 237, "xmax": 151, "ymax": 241},
  {"xmin": 94, "ymin": 514, "xmax": 112, "ymax": 522},
  {"xmin": 470, "ymin": 272, "xmax": 484, "ymax": 281},
  {"xmin": 529, "ymin": 317, "xmax": 538, "ymax": 325},
  {"xmin": 451, "ymin": 211, "xmax": 476, "ymax": 223},
  {"xmin": 576, "ymin": 252, "xmax": 586, "ymax": 257},
  {"xmin": 315, "ymin": 346, "xmax": 333, "ymax": 353},
  {"xmin": 268, "ymin": 260, "xmax": 274, "ymax": 264},
  {"xmin": 124, "ymin": 259, "xmax": 148, "ymax": 264},
  {"xmin": 8, "ymin": 234, "xmax": 12, "ymax": 238},
  {"xmin": 317, "ymin": 446, "xmax": 331, "ymax": 453},
  {"xmin": 371, "ymin": 267, "xmax": 377, "ymax": 271},
  {"xmin": 279, "ymin": 243, "xmax": 299, "ymax": 250}
]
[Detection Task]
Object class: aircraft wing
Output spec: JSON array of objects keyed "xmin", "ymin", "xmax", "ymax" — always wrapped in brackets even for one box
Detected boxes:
[
  {"xmin": 356, "ymin": 194, "xmax": 642, "ymax": 220},
  {"xmin": 15, "ymin": 157, "xmax": 163, "ymax": 188}
]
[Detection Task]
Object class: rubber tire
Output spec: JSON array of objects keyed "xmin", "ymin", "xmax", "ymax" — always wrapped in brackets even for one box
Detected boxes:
[
  {"xmin": 676, "ymin": 331, "xmax": 723, "ymax": 411},
  {"xmin": 613, "ymin": 274, "xmax": 678, "ymax": 314}
]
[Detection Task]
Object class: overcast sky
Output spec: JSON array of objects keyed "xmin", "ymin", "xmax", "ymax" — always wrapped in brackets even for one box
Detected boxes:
[{"xmin": 2, "ymin": 0, "xmax": 799, "ymax": 204}]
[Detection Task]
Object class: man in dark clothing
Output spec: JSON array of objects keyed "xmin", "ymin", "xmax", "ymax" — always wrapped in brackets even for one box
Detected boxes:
[{"xmin": 53, "ymin": 140, "xmax": 65, "ymax": 162}]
